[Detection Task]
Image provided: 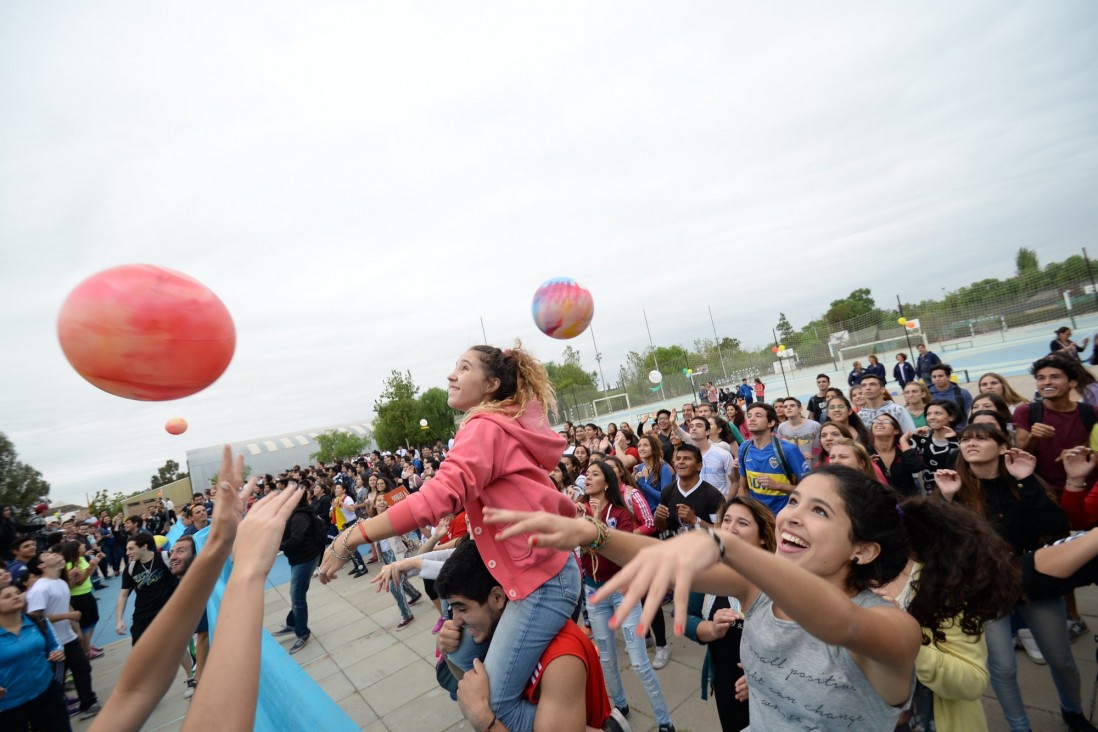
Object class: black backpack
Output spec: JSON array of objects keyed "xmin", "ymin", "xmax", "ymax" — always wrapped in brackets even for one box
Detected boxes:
[
  {"xmin": 303, "ymin": 512, "xmax": 329, "ymax": 553},
  {"xmin": 1026, "ymin": 401, "xmax": 1097, "ymax": 433}
]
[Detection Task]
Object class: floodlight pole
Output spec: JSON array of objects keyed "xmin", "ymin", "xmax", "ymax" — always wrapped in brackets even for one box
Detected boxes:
[
  {"xmin": 708, "ymin": 306, "xmax": 728, "ymax": 379},
  {"xmin": 642, "ymin": 308, "xmax": 666, "ymax": 399},
  {"xmin": 771, "ymin": 328, "xmax": 791, "ymax": 398},
  {"xmin": 896, "ymin": 294, "xmax": 915, "ymax": 366}
]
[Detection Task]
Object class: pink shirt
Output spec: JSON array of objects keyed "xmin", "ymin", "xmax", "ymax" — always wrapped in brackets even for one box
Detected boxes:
[{"xmin": 386, "ymin": 402, "xmax": 574, "ymax": 600}]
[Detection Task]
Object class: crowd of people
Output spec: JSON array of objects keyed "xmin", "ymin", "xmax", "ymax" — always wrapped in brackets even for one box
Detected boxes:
[{"xmin": 7, "ymin": 330, "xmax": 1098, "ymax": 731}]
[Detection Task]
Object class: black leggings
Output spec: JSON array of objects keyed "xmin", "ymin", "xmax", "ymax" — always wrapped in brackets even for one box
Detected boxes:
[
  {"xmin": 651, "ymin": 606, "xmax": 667, "ymax": 647},
  {"xmin": 0, "ymin": 681, "xmax": 72, "ymax": 731}
]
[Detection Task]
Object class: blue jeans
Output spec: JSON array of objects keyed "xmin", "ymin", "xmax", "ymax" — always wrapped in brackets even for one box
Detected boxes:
[
  {"xmin": 480, "ymin": 553, "xmax": 581, "ymax": 732},
  {"xmin": 587, "ymin": 584, "xmax": 672, "ymax": 726},
  {"xmin": 985, "ymin": 597, "xmax": 1082, "ymax": 731},
  {"xmin": 380, "ymin": 548, "xmax": 419, "ymax": 621},
  {"xmin": 285, "ymin": 557, "xmax": 318, "ymax": 639}
]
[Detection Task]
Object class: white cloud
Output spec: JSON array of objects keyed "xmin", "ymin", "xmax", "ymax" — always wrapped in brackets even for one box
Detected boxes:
[{"xmin": 1, "ymin": 1, "xmax": 1096, "ymax": 503}]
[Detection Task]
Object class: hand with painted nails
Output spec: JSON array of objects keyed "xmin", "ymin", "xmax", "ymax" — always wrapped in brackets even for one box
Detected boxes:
[
  {"xmin": 590, "ymin": 527, "xmax": 724, "ymax": 638},
  {"xmin": 482, "ymin": 508, "xmax": 597, "ymax": 551}
]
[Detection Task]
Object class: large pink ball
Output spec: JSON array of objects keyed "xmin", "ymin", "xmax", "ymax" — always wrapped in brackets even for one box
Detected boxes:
[
  {"xmin": 57, "ymin": 265, "xmax": 236, "ymax": 401},
  {"xmin": 531, "ymin": 278, "xmax": 594, "ymax": 339}
]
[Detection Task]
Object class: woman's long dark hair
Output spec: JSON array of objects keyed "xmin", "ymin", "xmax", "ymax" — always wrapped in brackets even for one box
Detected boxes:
[
  {"xmin": 61, "ymin": 540, "xmax": 84, "ymax": 567},
  {"xmin": 821, "ymin": 465, "xmax": 1021, "ymax": 644},
  {"xmin": 901, "ymin": 495, "xmax": 1022, "ymax": 644},
  {"xmin": 582, "ymin": 461, "xmax": 628, "ymax": 512}
]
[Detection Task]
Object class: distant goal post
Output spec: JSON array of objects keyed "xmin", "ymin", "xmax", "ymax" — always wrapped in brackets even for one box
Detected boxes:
[
  {"xmin": 592, "ymin": 393, "xmax": 631, "ymax": 419},
  {"xmin": 836, "ymin": 332, "xmax": 927, "ymax": 370}
]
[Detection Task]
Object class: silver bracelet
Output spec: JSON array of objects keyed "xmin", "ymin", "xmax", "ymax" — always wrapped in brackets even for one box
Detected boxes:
[{"xmin": 329, "ymin": 532, "xmax": 354, "ymax": 561}]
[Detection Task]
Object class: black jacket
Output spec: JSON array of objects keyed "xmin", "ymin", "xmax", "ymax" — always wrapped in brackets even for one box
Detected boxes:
[{"xmin": 281, "ymin": 505, "xmax": 323, "ymax": 566}]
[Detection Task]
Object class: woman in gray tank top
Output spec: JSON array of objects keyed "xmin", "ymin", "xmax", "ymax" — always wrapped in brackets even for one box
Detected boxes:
[{"xmin": 485, "ymin": 465, "xmax": 1021, "ymax": 731}]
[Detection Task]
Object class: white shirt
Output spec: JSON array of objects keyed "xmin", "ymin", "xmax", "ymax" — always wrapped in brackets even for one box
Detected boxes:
[{"xmin": 26, "ymin": 577, "xmax": 78, "ymax": 645}]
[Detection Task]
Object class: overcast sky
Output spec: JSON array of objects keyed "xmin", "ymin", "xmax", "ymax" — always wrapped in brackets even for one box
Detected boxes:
[{"xmin": 2, "ymin": 2, "xmax": 1096, "ymax": 506}]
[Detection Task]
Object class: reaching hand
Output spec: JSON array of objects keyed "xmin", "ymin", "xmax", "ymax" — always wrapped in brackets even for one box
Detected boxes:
[
  {"xmin": 590, "ymin": 528, "xmax": 723, "ymax": 637},
  {"xmin": 230, "ymin": 484, "xmax": 302, "ymax": 578},
  {"xmin": 482, "ymin": 508, "xmax": 597, "ymax": 551},
  {"xmin": 1061, "ymin": 448, "xmax": 1097, "ymax": 485},
  {"xmin": 935, "ymin": 470, "xmax": 962, "ymax": 500},
  {"xmin": 735, "ymin": 664, "xmax": 748, "ymax": 702},
  {"xmin": 116, "ymin": 620, "xmax": 127, "ymax": 635},
  {"xmin": 1003, "ymin": 448, "xmax": 1037, "ymax": 481},
  {"xmin": 47, "ymin": 650, "xmax": 65, "ymax": 663},
  {"xmin": 316, "ymin": 536, "xmax": 351, "ymax": 584},
  {"xmin": 371, "ymin": 560, "xmax": 405, "ymax": 594},
  {"xmin": 209, "ymin": 445, "xmax": 259, "ymax": 546}
]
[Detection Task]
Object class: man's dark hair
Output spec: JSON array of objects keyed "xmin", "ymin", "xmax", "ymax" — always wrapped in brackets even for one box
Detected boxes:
[
  {"xmin": 674, "ymin": 443, "xmax": 703, "ymax": 464},
  {"xmin": 131, "ymin": 532, "xmax": 157, "ymax": 551},
  {"xmin": 747, "ymin": 402, "xmax": 779, "ymax": 430},
  {"xmin": 860, "ymin": 374, "xmax": 884, "ymax": 386},
  {"xmin": 174, "ymin": 535, "xmax": 196, "ymax": 553},
  {"xmin": 435, "ymin": 538, "xmax": 500, "ymax": 605},
  {"xmin": 656, "ymin": 409, "xmax": 671, "ymax": 419},
  {"xmin": 785, "ymin": 396, "xmax": 802, "ymax": 407},
  {"xmin": 929, "ymin": 363, "xmax": 953, "ymax": 377},
  {"xmin": 816, "ymin": 374, "xmax": 830, "ymax": 381},
  {"xmin": 10, "ymin": 535, "xmax": 33, "ymax": 552},
  {"xmin": 26, "ymin": 554, "xmax": 47, "ymax": 577},
  {"xmin": 1032, "ymin": 354, "xmax": 1080, "ymax": 382},
  {"xmin": 125, "ymin": 515, "xmax": 143, "ymax": 528}
]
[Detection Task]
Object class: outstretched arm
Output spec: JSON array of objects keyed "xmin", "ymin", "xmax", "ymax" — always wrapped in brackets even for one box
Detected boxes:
[
  {"xmin": 92, "ymin": 446, "xmax": 264, "ymax": 732},
  {"xmin": 181, "ymin": 480, "xmax": 302, "ymax": 732}
]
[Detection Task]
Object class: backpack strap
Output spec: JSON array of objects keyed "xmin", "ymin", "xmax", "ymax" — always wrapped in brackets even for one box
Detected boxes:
[
  {"xmin": 771, "ymin": 439, "xmax": 798, "ymax": 485},
  {"xmin": 1026, "ymin": 400, "xmax": 1096, "ymax": 433}
]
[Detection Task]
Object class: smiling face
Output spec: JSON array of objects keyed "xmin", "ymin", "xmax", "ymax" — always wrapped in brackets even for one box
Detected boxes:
[
  {"xmin": 573, "ymin": 445, "xmax": 589, "ymax": 465},
  {"xmin": 721, "ymin": 504, "xmax": 763, "ymax": 547},
  {"xmin": 447, "ymin": 589, "xmax": 506, "ymax": 644},
  {"xmin": 774, "ymin": 474, "xmax": 870, "ymax": 585},
  {"xmin": 169, "ymin": 541, "xmax": 195, "ymax": 576},
  {"xmin": 871, "ymin": 416, "xmax": 899, "ymax": 440},
  {"xmin": 447, "ymin": 350, "xmax": 500, "ymax": 412},
  {"xmin": 1034, "ymin": 366, "xmax": 1075, "ymax": 402},
  {"xmin": 925, "ymin": 404, "xmax": 951, "ymax": 430},
  {"xmin": 826, "ymin": 399, "xmax": 850, "ymax": 423}
]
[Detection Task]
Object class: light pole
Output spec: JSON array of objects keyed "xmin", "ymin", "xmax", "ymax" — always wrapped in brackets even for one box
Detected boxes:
[
  {"xmin": 642, "ymin": 308, "xmax": 666, "ymax": 399},
  {"xmin": 771, "ymin": 328, "xmax": 791, "ymax": 397},
  {"xmin": 590, "ymin": 325, "xmax": 608, "ymax": 394}
]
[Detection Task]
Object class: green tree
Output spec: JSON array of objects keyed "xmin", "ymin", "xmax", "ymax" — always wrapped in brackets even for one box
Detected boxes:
[
  {"xmin": 311, "ymin": 430, "xmax": 370, "ymax": 463},
  {"xmin": 373, "ymin": 370, "xmax": 421, "ymax": 451},
  {"xmin": 87, "ymin": 489, "xmax": 126, "ymax": 518},
  {"xmin": 544, "ymin": 346, "xmax": 598, "ymax": 392},
  {"xmin": 776, "ymin": 313, "xmax": 795, "ymax": 342},
  {"xmin": 1016, "ymin": 247, "xmax": 1040, "ymax": 276},
  {"xmin": 824, "ymin": 288, "xmax": 878, "ymax": 325},
  {"xmin": 150, "ymin": 459, "xmax": 189, "ymax": 490},
  {"xmin": 416, "ymin": 387, "xmax": 458, "ymax": 445},
  {"xmin": 0, "ymin": 433, "xmax": 50, "ymax": 519}
]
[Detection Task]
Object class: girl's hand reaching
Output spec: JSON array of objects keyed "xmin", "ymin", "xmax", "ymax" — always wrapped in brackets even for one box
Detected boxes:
[
  {"xmin": 591, "ymin": 528, "xmax": 723, "ymax": 638},
  {"xmin": 483, "ymin": 508, "xmax": 596, "ymax": 551}
]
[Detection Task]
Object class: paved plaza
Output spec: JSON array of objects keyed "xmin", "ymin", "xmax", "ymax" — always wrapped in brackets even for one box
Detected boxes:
[{"xmin": 64, "ymin": 568, "xmax": 1098, "ymax": 731}]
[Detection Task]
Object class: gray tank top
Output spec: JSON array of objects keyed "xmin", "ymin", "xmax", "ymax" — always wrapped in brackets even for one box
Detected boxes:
[{"xmin": 741, "ymin": 589, "xmax": 909, "ymax": 730}]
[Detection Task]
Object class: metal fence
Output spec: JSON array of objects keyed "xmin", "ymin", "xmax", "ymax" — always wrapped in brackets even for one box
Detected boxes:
[{"xmin": 551, "ymin": 250, "xmax": 1098, "ymax": 423}]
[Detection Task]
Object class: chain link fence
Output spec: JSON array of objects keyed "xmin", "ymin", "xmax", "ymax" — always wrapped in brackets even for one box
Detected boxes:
[{"xmin": 550, "ymin": 251, "xmax": 1098, "ymax": 423}]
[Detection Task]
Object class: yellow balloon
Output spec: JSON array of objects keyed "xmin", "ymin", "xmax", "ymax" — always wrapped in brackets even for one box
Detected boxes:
[
  {"xmin": 897, "ymin": 317, "xmax": 907, "ymax": 325},
  {"xmin": 154, "ymin": 534, "xmax": 168, "ymax": 549},
  {"xmin": 778, "ymin": 345, "xmax": 786, "ymax": 351}
]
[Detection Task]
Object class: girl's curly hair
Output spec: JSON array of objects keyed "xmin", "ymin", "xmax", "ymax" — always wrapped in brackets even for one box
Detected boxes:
[{"xmin": 462, "ymin": 340, "xmax": 557, "ymax": 423}]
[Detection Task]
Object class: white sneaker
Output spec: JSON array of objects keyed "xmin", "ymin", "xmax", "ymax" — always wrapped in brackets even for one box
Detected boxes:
[
  {"xmin": 1016, "ymin": 629, "xmax": 1046, "ymax": 665},
  {"xmin": 652, "ymin": 646, "xmax": 671, "ymax": 669},
  {"xmin": 183, "ymin": 678, "xmax": 197, "ymax": 699}
]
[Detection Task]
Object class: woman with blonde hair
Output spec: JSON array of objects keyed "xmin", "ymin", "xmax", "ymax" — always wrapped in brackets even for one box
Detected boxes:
[{"xmin": 827, "ymin": 438, "xmax": 887, "ymax": 484}]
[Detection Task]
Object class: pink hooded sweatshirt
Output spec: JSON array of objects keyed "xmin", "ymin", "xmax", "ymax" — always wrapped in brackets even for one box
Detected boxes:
[{"xmin": 385, "ymin": 401, "xmax": 574, "ymax": 600}]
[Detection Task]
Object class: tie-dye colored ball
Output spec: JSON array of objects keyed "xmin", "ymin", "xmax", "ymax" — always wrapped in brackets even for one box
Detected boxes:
[{"xmin": 531, "ymin": 278, "xmax": 594, "ymax": 339}]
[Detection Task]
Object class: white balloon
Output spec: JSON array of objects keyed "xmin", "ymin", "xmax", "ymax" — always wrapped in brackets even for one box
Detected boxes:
[
  {"xmin": 648, "ymin": 370, "xmax": 663, "ymax": 384},
  {"xmin": 419, "ymin": 418, "xmax": 428, "ymax": 427}
]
